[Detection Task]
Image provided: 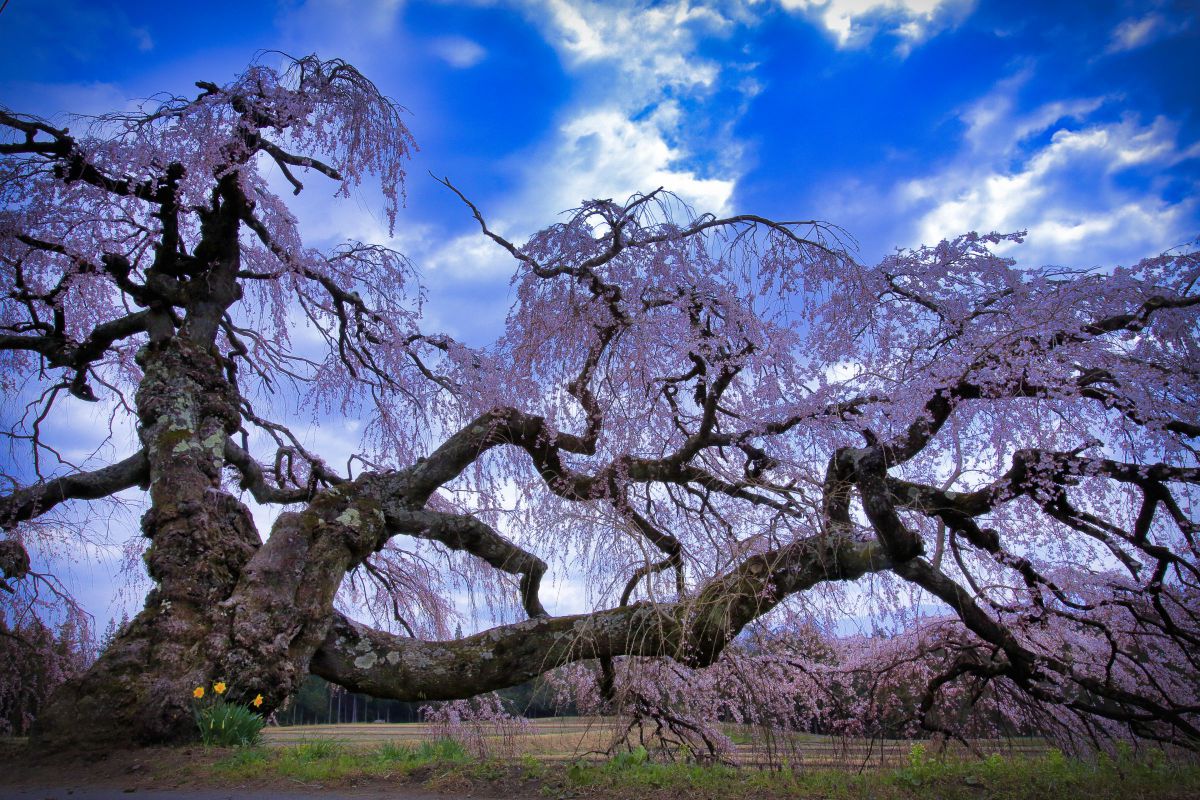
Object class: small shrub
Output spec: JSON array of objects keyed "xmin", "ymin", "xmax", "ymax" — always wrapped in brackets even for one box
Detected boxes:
[
  {"xmin": 287, "ymin": 738, "xmax": 347, "ymax": 761},
  {"xmin": 892, "ymin": 742, "xmax": 951, "ymax": 788},
  {"xmin": 608, "ymin": 745, "xmax": 649, "ymax": 770},
  {"xmin": 374, "ymin": 741, "xmax": 416, "ymax": 764},
  {"xmin": 415, "ymin": 737, "xmax": 470, "ymax": 763}
]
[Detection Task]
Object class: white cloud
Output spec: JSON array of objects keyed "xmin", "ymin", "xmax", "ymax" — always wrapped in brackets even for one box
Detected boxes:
[
  {"xmin": 768, "ymin": 64, "xmax": 1197, "ymax": 269},
  {"xmin": 498, "ymin": 0, "xmax": 748, "ymax": 231},
  {"xmin": 540, "ymin": 0, "xmax": 618, "ymax": 61},
  {"xmin": 1101, "ymin": 11, "xmax": 1192, "ymax": 57},
  {"xmin": 1105, "ymin": 13, "xmax": 1165, "ymax": 54},
  {"xmin": 904, "ymin": 109, "xmax": 1199, "ymax": 266},
  {"xmin": 957, "ymin": 70, "xmax": 1108, "ymax": 155},
  {"xmin": 777, "ymin": 0, "xmax": 974, "ymax": 51},
  {"xmin": 430, "ymin": 35, "xmax": 487, "ymax": 68},
  {"xmin": 536, "ymin": 0, "xmax": 729, "ymax": 91},
  {"xmin": 526, "ymin": 107, "xmax": 735, "ymax": 219},
  {"xmin": 424, "ymin": 231, "xmax": 517, "ymax": 280}
]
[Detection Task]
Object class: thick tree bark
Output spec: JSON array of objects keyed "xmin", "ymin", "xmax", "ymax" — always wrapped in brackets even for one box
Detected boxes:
[
  {"xmin": 32, "ymin": 340, "xmax": 263, "ymax": 747},
  {"xmin": 29, "ymin": 340, "xmax": 387, "ymax": 747}
]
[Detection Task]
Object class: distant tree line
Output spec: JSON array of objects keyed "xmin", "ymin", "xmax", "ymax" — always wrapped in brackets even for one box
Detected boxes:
[{"xmin": 276, "ymin": 672, "xmax": 572, "ymax": 726}]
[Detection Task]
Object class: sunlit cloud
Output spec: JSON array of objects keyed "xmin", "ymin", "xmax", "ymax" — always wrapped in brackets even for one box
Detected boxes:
[
  {"xmin": 905, "ymin": 108, "xmax": 1199, "ymax": 266},
  {"xmin": 957, "ymin": 70, "xmax": 1108, "ymax": 154},
  {"xmin": 534, "ymin": 0, "xmax": 730, "ymax": 92},
  {"xmin": 500, "ymin": 0, "xmax": 749, "ymax": 228},
  {"xmin": 776, "ymin": 0, "xmax": 975, "ymax": 51},
  {"xmin": 525, "ymin": 107, "xmax": 736, "ymax": 220}
]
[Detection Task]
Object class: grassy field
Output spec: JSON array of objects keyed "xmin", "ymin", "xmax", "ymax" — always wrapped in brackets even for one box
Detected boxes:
[
  {"xmin": 3, "ymin": 721, "xmax": 1199, "ymax": 799},
  {"xmin": 214, "ymin": 732, "xmax": 1200, "ymax": 799},
  {"xmin": 264, "ymin": 717, "xmax": 1050, "ymax": 769}
]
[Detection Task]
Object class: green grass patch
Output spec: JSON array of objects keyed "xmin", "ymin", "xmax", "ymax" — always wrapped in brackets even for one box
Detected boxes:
[
  {"xmin": 414, "ymin": 737, "xmax": 470, "ymax": 763},
  {"xmin": 209, "ymin": 745, "xmax": 269, "ymax": 776},
  {"xmin": 209, "ymin": 739, "xmax": 1200, "ymax": 799},
  {"xmin": 555, "ymin": 745, "xmax": 1200, "ymax": 799}
]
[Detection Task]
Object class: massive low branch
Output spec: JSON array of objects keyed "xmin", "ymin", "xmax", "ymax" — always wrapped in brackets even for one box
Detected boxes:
[{"xmin": 311, "ymin": 531, "xmax": 889, "ymax": 699}]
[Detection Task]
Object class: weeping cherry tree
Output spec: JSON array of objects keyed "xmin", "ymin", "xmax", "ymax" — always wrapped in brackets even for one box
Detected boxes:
[{"xmin": 0, "ymin": 56, "xmax": 1197, "ymax": 751}]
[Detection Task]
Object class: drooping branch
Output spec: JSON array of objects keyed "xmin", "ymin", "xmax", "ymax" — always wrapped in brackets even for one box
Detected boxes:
[
  {"xmin": 380, "ymin": 507, "xmax": 548, "ymax": 619},
  {"xmin": 237, "ymin": 209, "xmax": 456, "ymax": 394},
  {"xmin": 875, "ymin": 277, "xmax": 1200, "ymax": 465},
  {"xmin": 0, "ymin": 111, "xmax": 158, "ymax": 201},
  {"xmin": 886, "ymin": 447, "xmax": 1200, "ymax": 592},
  {"xmin": 615, "ymin": 497, "xmax": 685, "ymax": 606},
  {"xmin": 231, "ymin": 402, "xmax": 346, "ymax": 492},
  {"xmin": 0, "ymin": 311, "xmax": 151, "ymax": 400}
]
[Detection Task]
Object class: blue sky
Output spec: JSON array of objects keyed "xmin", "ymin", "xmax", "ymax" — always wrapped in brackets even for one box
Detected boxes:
[
  {"xmin": 2, "ymin": 0, "xmax": 1198, "ymax": 626},
  {"xmin": 3, "ymin": 0, "xmax": 1197, "ymax": 347}
]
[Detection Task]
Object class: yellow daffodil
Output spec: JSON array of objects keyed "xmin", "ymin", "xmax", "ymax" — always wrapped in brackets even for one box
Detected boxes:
[
  {"xmin": 193, "ymin": 686, "xmax": 204, "ymax": 699},
  {"xmin": 252, "ymin": 694, "xmax": 264, "ymax": 708},
  {"xmin": 213, "ymin": 681, "xmax": 226, "ymax": 694}
]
